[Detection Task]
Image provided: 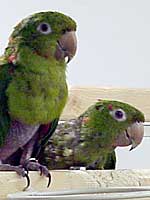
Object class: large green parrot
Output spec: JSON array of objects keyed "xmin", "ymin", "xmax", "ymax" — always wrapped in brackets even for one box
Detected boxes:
[
  {"xmin": 43, "ymin": 100, "xmax": 144, "ymax": 170},
  {"xmin": 0, "ymin": 11, "xmax": 77, "ymax": 189}
]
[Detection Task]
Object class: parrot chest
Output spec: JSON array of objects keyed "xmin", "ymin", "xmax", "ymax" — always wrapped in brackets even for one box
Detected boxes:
[{"xmin": 6, "ymin": 67, "xmax": 68, "ymax": 125}]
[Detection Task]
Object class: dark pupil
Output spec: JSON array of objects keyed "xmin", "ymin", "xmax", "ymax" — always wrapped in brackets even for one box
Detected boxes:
[
  {"xmin": 115, "ymin": 110, "xmax": 123, "ymax": 118},
  {"xmin": 41, "ymin": 24, "xmax": 48, "ymax": 32}
]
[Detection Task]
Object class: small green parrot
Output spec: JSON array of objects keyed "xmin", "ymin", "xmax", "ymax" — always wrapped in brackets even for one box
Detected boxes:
[
  {"xmin": 43, "ymin": 100, "xmax": 144, "ymax": 170},
  {"xmin": 0, "ymin": 11, "xmax": 77, "ymax": 188}
]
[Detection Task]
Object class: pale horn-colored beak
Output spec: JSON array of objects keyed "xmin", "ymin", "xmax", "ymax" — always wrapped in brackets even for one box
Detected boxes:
[
  {"xmin": 127, "ymin": 122, "xmax": 144, "ymax": 151},
  {"xmin": 55, "ymin": 31, "xmax": 77, "ymax": 63},
  {"xmin": 114, "ymin": 122, "xmax": 144, "ymax": 150}
]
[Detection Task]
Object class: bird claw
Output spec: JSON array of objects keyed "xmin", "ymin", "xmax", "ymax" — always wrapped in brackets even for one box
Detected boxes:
[
  {"xmin": 22, "ymin": 171, "xmax": 30, "ymax": 191},
  {"xmin": 0, "ymin": 160, "xmax": 51, "ymax": 189},
  {"xmin": 23, "ymin": 158, "xmax": 51, "ymax": 188},
  {"xmin": 39, "ymin": 165, "xmax": 51, "ymax": 187},
  {"xmin": 15, "ymin": 166, "xmax": 30, "ymax": 190},
  {"xmin": 0, "ymin": 164, "xmax": 31, "ymax": 190},
  {"xmin": 47, "ymin": 173, "xmax": 51, "ymax": 188}
]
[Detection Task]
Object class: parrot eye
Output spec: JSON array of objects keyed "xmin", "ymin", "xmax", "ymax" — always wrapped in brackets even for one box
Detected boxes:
[
  {"xmin": 110, "ymin": 109, "xmax": 126, "ymax": 122},
  {"xmin": 37, "ymin": 22, "xmax": 52, "ymax": 34}
]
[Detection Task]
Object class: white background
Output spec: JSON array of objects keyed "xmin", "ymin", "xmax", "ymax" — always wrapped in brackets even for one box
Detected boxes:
[
  {"xmin": 0, "ymin": 0, "xmax": 150, "ymax": 168},
  {"xmin": 1, "ymin": 0, "xmax": 150, "ymax": 88}
]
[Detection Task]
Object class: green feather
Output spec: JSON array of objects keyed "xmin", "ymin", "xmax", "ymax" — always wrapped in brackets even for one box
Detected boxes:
[
  {"xmin": 43, "ymin": 100, "xmax": 145, "ymax": 170},
  {"xmin": 4, "ymin": 11, "xmax": 76, "ymax": 125},
  {"xmin": 80, "ymin": 100, "xmax": 145, "ymax": 148},
  {"xmin": 0, "ymin": 11, "xmax": 76, "ymax": 145},
  {"xmin": 0, "ymin": 58, "xmax": 12, "ymax": 145},
  {"xmin": 6, "ymin": 46, "xmax": 68, "ymax": 124}
]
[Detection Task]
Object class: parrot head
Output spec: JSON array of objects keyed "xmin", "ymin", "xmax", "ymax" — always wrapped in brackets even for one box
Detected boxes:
[
  {"xmin": 5, "ymin": 11, "xmax": 77, "ymax": 63},
  {"xmin": 82, "ymin": 100, "xmax": 145, "ymax": 151}
]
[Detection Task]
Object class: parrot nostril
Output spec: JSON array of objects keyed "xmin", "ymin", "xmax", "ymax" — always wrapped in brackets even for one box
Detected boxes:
[{"xmin": 62, "ymin": 29, "xmax": 71, "ymax": 34}]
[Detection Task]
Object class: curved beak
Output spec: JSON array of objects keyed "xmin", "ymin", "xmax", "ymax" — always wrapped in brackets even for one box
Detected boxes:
[
  {"xmin": 114, "ymin": 122, "xmax": 144, "ymax": 150},
  {"xmin": 127, "ymin": 122, "xmax": 144, "ymax": 151},
  {"xmin": 55, "ymin": 31, "xmax": 77, "ymax": 63}
]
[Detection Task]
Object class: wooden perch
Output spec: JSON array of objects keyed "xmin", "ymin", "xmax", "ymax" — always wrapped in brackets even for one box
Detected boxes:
[{"xmin": 3, "ymin": 170, "xmax": 150, "ymax": 199}]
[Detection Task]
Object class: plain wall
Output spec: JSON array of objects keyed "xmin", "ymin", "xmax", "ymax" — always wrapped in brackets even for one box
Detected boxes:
[{"xmin": 0, "ymin": 0, "xmax": 150, "ymax": 88}]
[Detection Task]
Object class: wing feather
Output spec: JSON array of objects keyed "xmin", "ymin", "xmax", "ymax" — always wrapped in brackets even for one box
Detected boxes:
[{"xmin": 0, "ymin": 57, "xmax": 12, "ymax": 146}]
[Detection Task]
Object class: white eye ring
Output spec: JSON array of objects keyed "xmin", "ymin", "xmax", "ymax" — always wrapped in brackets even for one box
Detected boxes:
[
  {"xmin": 37, "ymin": 22, "xmax": 52, "ymax": 35},
  {"xmin": 109, "ymin": 108, "xmax": 127, "ymax": 122}
]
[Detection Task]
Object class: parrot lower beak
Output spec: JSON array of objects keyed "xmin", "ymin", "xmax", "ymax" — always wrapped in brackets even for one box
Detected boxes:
[
  {"xmin": 55, "ymin": 31, "xmax": 77, "ymax": 63},
  {"xmin": 114, "ymin": 122, "xmax": 144, "ymax": 150}
]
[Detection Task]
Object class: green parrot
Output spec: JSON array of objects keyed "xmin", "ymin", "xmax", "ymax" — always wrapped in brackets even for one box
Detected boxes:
[
  {"xmin": 43, "ymin": 100, "xmax": 144, "ymax": 170},
  {"xmin": 0, "ymin": 11, "xmax": 77, "ymax": 188}
]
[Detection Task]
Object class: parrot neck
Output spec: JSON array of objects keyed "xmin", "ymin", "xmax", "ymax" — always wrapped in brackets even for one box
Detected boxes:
[
  {"xmin": 17, "ymin": 45, "xmax": 65, "ymax": 70},
  {"xmin": 80, "ymin": 113, "xmax": 116, "ymax": 151},
  {"xmin": 76, "ymin": 122, "xmax": 114, "ymax": 168}
]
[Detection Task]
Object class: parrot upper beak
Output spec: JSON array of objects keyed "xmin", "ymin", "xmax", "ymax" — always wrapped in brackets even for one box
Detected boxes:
[
  {"xmin": 55, "ymin": 31, "xmax": 77, "ymax": 63},
  {"xmin": 114, "ymin": 122, "xmax": 144, "ymax": 150},
  {"xmin": 127, "ymin": 122, "xmax": 144, "ymax": 151}
]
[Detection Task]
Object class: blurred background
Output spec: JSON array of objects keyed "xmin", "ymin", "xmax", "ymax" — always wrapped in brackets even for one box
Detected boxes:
[{"xmin": 0, "ymin": 0, "xmax": 150, "ymax": 169}]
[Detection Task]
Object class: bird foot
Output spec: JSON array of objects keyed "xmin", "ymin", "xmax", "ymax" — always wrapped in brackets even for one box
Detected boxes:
[
  {"xmin": 23, "ymin": 158, "xmax": 51, "ymax": 187},
  {"xmin": 0, "ymin": 163, "xmax": 30, "ymax": 190}
]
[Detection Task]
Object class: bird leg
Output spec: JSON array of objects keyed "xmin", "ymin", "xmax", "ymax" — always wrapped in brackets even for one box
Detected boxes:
[
  {"xmin": 19, "ymin": 136, "xmax": 51, "ymax": 188},
  {"xmin": 22, "ymin": 158, "xmax": 51, "ymax": 187},
  {"xmin": 0, "ymin": 163, "xmax": 30, "ymax": 190}
]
